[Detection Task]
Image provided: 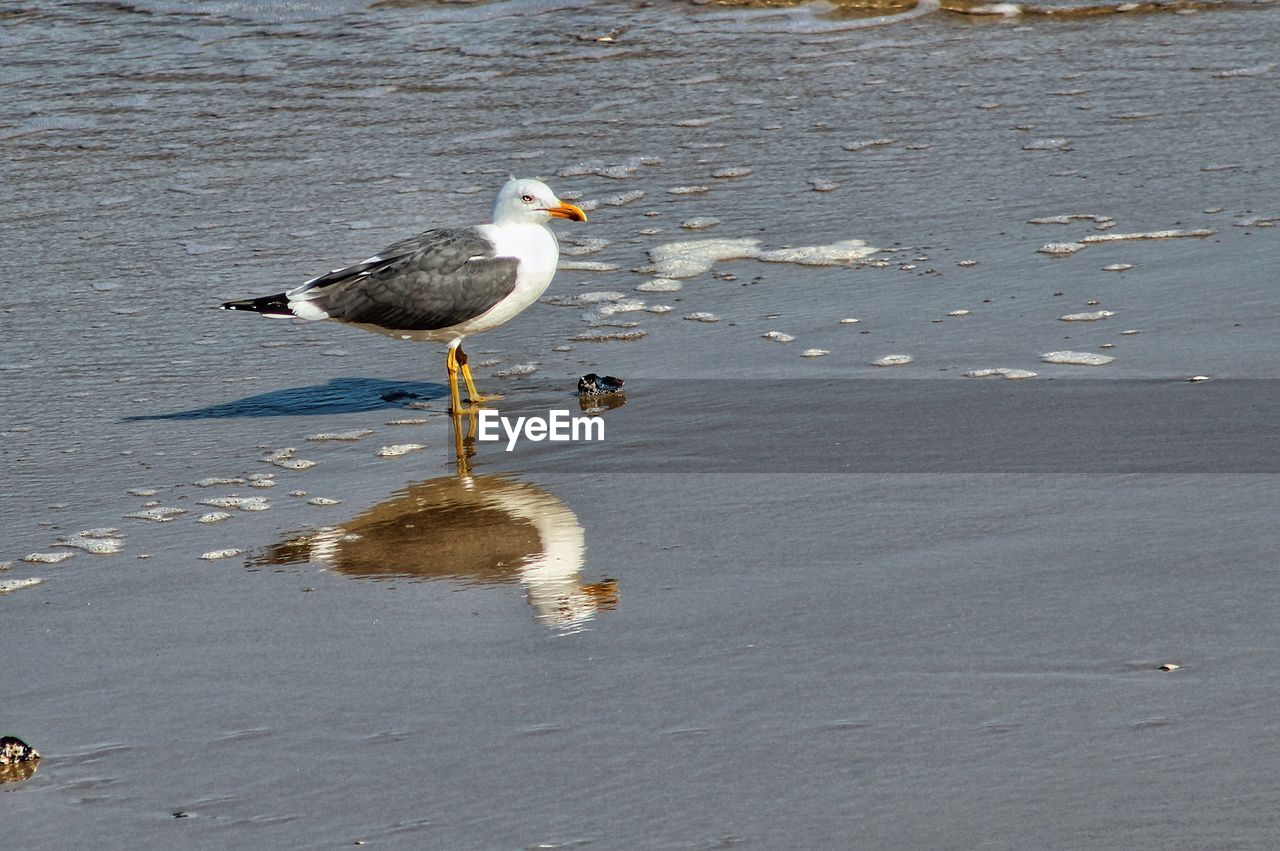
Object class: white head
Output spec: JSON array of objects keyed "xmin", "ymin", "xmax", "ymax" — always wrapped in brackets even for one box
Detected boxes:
[{"xmin": 492, "ymin": 178, "xmax": 587, "ymax": 227}]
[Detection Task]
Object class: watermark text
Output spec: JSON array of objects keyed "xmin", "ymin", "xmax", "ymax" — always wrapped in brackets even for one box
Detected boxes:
[{"xmin": 477, "ymin": 409, "xmax": 604, "ymax": 451}]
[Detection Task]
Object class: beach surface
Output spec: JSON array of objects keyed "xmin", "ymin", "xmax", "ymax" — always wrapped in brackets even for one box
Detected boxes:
[{"xmin": 3, "ymin": 0, "xmax": 1280, "ymax": 846}]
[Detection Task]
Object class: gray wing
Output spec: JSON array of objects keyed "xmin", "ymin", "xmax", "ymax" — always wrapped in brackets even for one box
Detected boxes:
[{"xmin": 291, "ymin": 228, "xmax": 519, "ymax": 331}]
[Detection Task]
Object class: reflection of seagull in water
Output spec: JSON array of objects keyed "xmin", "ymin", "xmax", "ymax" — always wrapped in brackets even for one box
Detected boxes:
[
  {"xmin": 220, "ymin": 178, "xmax": 586, "ymax": 414},
  {"xmin": 253, "ymin": 474, "xmax": 617, "ymax": 629}
]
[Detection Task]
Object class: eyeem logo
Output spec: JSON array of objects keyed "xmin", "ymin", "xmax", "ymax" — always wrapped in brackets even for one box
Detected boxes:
[{"xmin": 477, "ymin": 409, "xmax": 605, "ymax": 451}]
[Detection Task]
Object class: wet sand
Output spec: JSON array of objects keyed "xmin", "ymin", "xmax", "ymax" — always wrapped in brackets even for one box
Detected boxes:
[{"xmin": 4, "ymin": 0, "xmax": 1280, "ymax": 846}]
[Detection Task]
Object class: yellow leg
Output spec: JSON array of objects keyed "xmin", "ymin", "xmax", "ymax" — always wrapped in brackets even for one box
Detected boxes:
[
  {"xmin": 445, "ymin": 346, "xmax": 463, "ymax": 414},
  {"xmin": 457, "ymin": 344, "xmax": 500, "ymax": 404}
]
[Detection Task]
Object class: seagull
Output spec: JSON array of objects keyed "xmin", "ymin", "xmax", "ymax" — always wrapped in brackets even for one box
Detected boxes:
[{"xmin": 221, "ymin": 177, "xmax": 586, "ymax": 413}]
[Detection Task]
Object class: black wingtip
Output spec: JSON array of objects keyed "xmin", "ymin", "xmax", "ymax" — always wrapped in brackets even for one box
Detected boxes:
[{"xmin": 220, "ymin": 294, "xmax": 294, "ymax": 317}]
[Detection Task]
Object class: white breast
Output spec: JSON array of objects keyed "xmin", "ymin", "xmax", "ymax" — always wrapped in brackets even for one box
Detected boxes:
[{"xmin": 452, "ymin": 221, "xmax": 560, "ymax": 336}]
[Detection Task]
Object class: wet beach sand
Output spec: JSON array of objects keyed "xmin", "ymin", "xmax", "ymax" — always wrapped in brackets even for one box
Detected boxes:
[{"xmin": 3, "ymin": 0, "xmax": 1280, "ymax": 846}]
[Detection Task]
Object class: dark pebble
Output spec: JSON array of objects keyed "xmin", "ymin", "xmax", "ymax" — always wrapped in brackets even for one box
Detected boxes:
[
  {"xmin": 0, "ymin": 736, "xmax": 39, "ymax": 765},
  {"xmin": 577, "ymin": 373, "xmax": 625, "ymax": 396}
]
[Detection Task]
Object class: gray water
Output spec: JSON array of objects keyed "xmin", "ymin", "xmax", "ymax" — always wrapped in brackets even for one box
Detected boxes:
[{"xmin": 3, "ymin": 0, "xmax": 1280, "ymax": 847}]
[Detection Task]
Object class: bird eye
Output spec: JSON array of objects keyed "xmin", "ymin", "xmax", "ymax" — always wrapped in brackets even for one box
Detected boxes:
[{"xmin": 521, "ymin": 194, "xmax": 535, "ymax": 203}]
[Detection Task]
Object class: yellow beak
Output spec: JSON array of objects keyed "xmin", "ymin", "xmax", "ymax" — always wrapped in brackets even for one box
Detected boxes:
[{"xmin": 545, "ymin": 202, "xmax": 587, "ymax": 222}]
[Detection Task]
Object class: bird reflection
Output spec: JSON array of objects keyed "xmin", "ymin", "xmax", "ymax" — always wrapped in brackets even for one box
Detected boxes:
[{"xmin": 253, "ymin": 416, "xmax": 616, "ymax": 629}]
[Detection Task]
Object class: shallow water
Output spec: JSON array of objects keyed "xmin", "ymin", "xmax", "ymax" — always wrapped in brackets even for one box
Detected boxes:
[{"xmin": 3, "ymin": 0, "xmax": 1280, "ymax": 846}]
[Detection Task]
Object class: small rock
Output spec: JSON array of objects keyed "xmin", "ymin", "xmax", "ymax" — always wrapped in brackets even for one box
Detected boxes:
[
  {"xmin": 0, "ymin": 736, "xmax": 40, "ymax": 764},
  {"xmin": 578, "ymin": 374, "xmax": 625, "ymax": 396}
]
